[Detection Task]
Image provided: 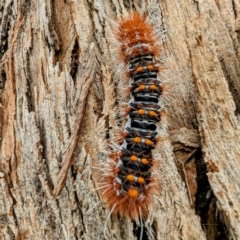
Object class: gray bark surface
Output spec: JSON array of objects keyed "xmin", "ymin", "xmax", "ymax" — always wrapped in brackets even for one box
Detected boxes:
[{"xmin": 0, "ymin": 0, "xmax": 240, "ymax": 239}]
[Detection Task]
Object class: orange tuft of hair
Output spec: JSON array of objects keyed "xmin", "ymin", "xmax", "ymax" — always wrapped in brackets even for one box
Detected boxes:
[
  {"xmin": 100, "ymin": 167, "xmax": 154, "ymax": 220},
  {"xmin": 100, "ymin": 154, "xmax": 158, "ymax": 220},
  {"xmin": 115, "ymin": 13, "xmax": 160, "ymax": 62}
]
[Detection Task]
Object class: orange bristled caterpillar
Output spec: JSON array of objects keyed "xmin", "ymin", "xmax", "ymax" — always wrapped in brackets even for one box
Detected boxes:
[{"xmin": 100, "ymin": 12, "xmax": 163, "ymax": 232}]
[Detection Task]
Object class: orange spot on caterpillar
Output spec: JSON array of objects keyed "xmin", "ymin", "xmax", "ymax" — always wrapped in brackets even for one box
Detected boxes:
[
  {"xmin": 145, "ymin": 139, "xmax": 153, "ymax": 146},
  {"xmin": 127, "ymin": 188, "xmax": 139, "ymax": 198},
  {"xmin": 133, "ymin": 84, "xmax": 147, "ymax": 93},
  {"xmin": 148, "ymin": 110, "xmax": 156, "ymax": 117},
  {"xmin": 141, "ymin": 158, "xmax": 148, "ymax": 165},
  {"xmin": 130, "ymin": 155, "xmax": 138, "ymax": 161},
  {"xmin": 134, "ymin": 137, "xmax": 141, "ymax": 143},
  {"xmin": 137, "ymin": 109, "xmax": 145, "ymax": 115},
  {"xmin": 126, "ymin": 174, "xmax": 135, "ymax": 181},
  {"xmin": 149, "ymin": 84, "xmax": 157, "ymax": 91},
  {"xmin": 147, "ymin": 65, "xmax": 154, "ymax": 70},
  {"xmin": 136, "ymin": 66, "xmax": 143, "ymax": 72},
  {"xmin": 139, "ymin": 85, "xmax": 146, "ymax": 90},
  {"xmin": 138, "ymin": 177, "xmax": 145, "ymax": 184}
]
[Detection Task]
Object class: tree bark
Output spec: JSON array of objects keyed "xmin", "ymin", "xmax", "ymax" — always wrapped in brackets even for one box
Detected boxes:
[{"xmin": 0, "ymin": 0, "xmax": 240, "ymax": 239}]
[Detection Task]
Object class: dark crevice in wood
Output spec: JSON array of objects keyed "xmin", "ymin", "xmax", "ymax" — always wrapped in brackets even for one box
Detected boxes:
[
  {"xmin": 7, "ymin": 226, "xmax": 15, "ymax": 240},
  {"xmin": 195, "ymin": 150, "xmax": 228, "ymax": 240},
  {"xmin": 48, "ymin": 0, "xmax": 61, "ymax": 53},
  {"xmin": 193, "ymin": 0, "xmax": 200, "ymax": 13},
  {"xmin": 231, "ymin": 0, "xmax": 237, "ymax": 18},
  {"xmin": 152, "ymin": 219, "xmax": 158, "ymax": 238},
  {"xmin": 133, "ymin": 221, "xmax": 149, "ymax": 240},
  {"xmin": 104, "ymin": 112, "xmax": 110, "ymax": 141},
  {"xmin": 50, "ymin": 0, "xmax": 62, "ymax": 67},
  {"xmin": 71, "ymin": 164, "xmax": 77, "ymax": 182},
  {"xmin": 44, "ymin": 35, "xmax": 52, "ymax": 54},
  {"xmin": 0, "ymin": 67, "xmax": 7, "ymax": 104},
  {"xmin": 0, "ymin": 0, "xmax": 14, "ymax": 59},
  {"xmin": 56, "ymin": 151, "xmax": 63, "ymax": 164},
  {"xmin": 70, "ymin": 38, "xmax": 80, "ymax": 85},
  {"xmin": 25, "ymin": 52, "xmax": 34, "ymax": 112},
  {"xmin": 195, "ymin": 150, "xmax": 211, "ymax": 209},
  {"xmin": 0, "ymin": 68, "xmax": 6, "ymax": 88},
  {"xmin": 43, "ymin": 20, "xmax": 61, "ymax": 62},
  {"xmin": 74, "ymin": 190, "xmax": 86, "ymax": 238},
  {"xmin": 205, "ymin": 198, "xmax": 229, "ymax": 240},
  {"xmin": 173, "ymin": 145, "xmax": 229, "ymax": 239}
]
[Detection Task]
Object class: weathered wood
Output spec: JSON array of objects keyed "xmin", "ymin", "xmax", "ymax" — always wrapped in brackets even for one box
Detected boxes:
[
  {"xmin": 53, "ymin": 43, "xmax": 100, "ymax": 197},
  {"xmin": 0, "ymin": 0, "xmax": 240, "ymax": 239}
]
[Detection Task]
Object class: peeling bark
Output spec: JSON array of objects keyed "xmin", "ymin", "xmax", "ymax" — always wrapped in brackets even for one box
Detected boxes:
[{"xmin": 0, "ymin": 0, "xmax": 240, "ymax": 239}]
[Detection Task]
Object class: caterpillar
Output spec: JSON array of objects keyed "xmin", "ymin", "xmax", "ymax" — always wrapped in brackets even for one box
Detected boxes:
[{"xmin": 101, "ymin": 12, "xmax": 162, "ymax": 224}]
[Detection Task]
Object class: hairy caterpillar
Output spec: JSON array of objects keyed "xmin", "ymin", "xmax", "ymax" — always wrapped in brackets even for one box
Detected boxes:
[{"xmin": 100, "ymin": 12, "xmax": 163, "ymax": 226}]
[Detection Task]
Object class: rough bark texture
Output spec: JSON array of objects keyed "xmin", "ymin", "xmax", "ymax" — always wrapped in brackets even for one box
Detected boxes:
[{"xmin": 0, "ymin": 0, "xmax": 240, "ymax": 239}]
